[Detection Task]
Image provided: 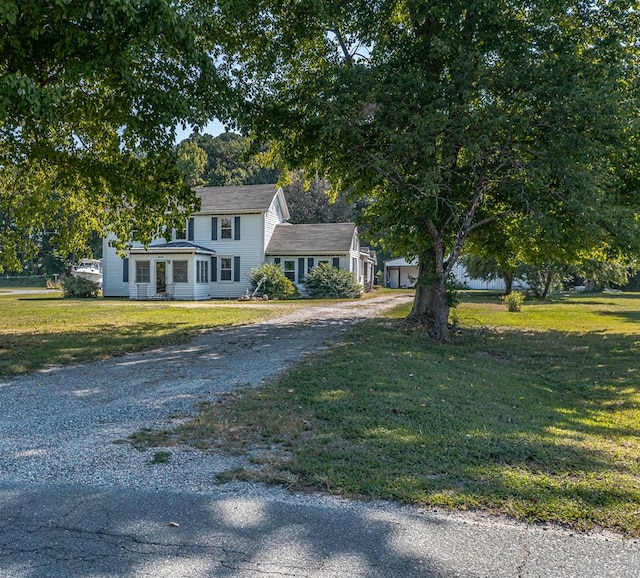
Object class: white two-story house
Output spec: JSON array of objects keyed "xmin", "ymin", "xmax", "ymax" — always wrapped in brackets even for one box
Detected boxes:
[{"xmin": 102, "ymin": 184, "xmax": 375, "ymax": 300}]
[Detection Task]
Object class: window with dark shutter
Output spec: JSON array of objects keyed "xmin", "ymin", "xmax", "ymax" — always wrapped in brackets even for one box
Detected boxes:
[
  {"xmin": 332, "ymin": 257, "xmax": 340, "ymax": 268},
  {"xmin": 234, "ymin": 256, "xmax": 241, "ymax": 282},
  {"xmin": 220, "ymin": 217, "xmax": 232, "ymax": 239},
  {"xmin": 220, "ymin": 257, "xmax": 232, "ymax": 280},
  {"xmin": 274, "ymin": 257, "xmax": 281, "ymax": 265}
]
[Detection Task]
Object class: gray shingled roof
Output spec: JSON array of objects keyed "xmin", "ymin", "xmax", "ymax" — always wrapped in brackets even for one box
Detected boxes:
[
  {"xmin": 193, "ymin": 184, "xmax": 280, "ymax": 213},
  {"xmin": 266, "ymin": 223, "xmax": 356, "ymax": 254}
]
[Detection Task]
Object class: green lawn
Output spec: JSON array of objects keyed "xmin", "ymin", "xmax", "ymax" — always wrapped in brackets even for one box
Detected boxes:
[
  {"xmin": 148, "ymin": 292, "xmax": 640, "ymax": 536},
  {"xmin": 0, "ymin": 293, "xmax": 291, "ymax": 375}
]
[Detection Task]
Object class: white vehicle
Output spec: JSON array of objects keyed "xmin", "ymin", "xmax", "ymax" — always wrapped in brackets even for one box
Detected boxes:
[{"xmin": 71, "ymin": 259, "xmax": 103, "ymax": 288}]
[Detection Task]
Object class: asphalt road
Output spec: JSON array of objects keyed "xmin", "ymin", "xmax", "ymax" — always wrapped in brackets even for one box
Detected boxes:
[
  {"xmin": 1, "ymin": 294, "xmax": 639, "ymax": 577},
  {"xmin": 1, "ymin": 483, "xmax": 639, "ymax": 578}
]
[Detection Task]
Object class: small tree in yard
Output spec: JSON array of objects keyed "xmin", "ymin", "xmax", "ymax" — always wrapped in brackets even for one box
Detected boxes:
[
  {"xmin": 305, "ymin": 263, "xmax": 362, "ymax": 299},
  {"xmin": 249, "ymin": 263, "xmax": 297, "ymax": 300}
]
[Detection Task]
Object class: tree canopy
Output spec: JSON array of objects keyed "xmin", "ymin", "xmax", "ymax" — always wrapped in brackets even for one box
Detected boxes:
[
  {"xmin": 0, "ymin": 0, "xmax": 225, "ymax": 271},
  {"xmin": 209, "ymin": 0, "xmax": 640, "ymax": 340},
  {"xmin": 187, "ymin": 132, "xmax": 279, "ymax": 186}
]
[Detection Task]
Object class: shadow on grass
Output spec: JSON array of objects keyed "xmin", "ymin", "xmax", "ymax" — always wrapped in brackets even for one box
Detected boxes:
[
  {"xmin": 597, "ymin": 309, "xmax": 640, "ymax": 324},
  {"xmin": 0, "ymin": 321, "xmax": 204, "ymax": 375}
]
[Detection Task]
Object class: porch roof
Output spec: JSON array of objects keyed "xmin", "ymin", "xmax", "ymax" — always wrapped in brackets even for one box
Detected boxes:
[{"xmin": 129, "ymin": 241, "xmax": 215, "ymax": 255}]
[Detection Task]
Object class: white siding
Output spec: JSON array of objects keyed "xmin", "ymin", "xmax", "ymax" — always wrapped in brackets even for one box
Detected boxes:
[
  {"xmin": 208, "ymin": 213, "xmax": 267, "ymax": 298},
  {"xmin": 383, "ymin": 259, "xmax": 527, "ymax": 290},
  {"xmin": 102, "ymin": 236, "xmax": 130, "ymax": 297},
  {"xmin": 264, "ymin": 198, "xmax": 282, "ymax": 248}
]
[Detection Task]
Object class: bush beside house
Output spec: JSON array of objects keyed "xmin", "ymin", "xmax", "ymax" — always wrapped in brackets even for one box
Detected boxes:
[
  {"xmin": 249, "ymin": 263, "xmax": 298, "ymax": 300},
  {"xmin": 304, "ymin": 263, "xmax": 362, "ymax": 298}
]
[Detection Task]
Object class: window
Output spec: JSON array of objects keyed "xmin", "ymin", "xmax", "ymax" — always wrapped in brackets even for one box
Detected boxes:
[
  {"xmin": 332, "ymin": 257, "xmax": 340, "ymax": 268},
  {"xmin": 220, "ymin": 257, "xmax": 232, "ymax": 281},
  {"xmin": 173, "ymin": 260, "xmax": 188, "ymax": 283},
  {"xmin": 175, "ymin": 228, "xmax": 186, "ymax": 240},
  {"xmin": 136, "ymin": 261, "xmax": 150, "ymax": 283},
  {"xmin": 284, "ymin": 260, "xmax": 295, "ymax": 282},
  {"xmin": 220, "ymin": 217, "xmax": 232, "ymax": 239},
  {"xmin": 196, "ymin": 260, "xmax": 208, "ymax": 283}
]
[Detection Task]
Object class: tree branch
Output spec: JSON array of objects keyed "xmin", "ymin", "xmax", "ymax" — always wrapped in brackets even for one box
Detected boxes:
[{"xmin": 331, "ymin": 25, "xmax": 353, "ymax": 67}]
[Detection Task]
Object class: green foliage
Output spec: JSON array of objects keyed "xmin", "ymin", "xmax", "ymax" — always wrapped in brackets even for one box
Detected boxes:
[
  {"xmin": 521, "ymin": 264, "xmax": 569, "ymax": 300},
  {"xmin": 62, "ymin": 276, "xmax": 100, "ymax": 298},
  {"xmin": 188, "ymin": 132, "xmax": 279, "ymax": 186},
  {"xmin": 249, "ymin": 263, "xmax": 298, "ymax": 300},
  {"xmin": 304, "ymin": 263, "xmax": 362, "ymax": 299},
  {"xmin": 284, "ymin": 173, "xmax": 356, "ymax": 224},
  {"xmin": 176, "ymin": 141, "xmax": 208, "ymax": 187},
  {"xmin": 0, "ymin": 0, "xmax": 225, "ymax": 271},
  {"xmin": 0, "ymin": 275, "xmax": 46, "ymax": 288},
  {"xmin": 500, "ymin": 291, "xmax": 525, "ymax": 312},
  {"xmin": 573, "ymin": 254, "xmax": 638, "ymax": 290}
]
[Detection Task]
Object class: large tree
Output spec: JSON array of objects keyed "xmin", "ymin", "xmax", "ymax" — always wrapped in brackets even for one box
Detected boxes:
[
  {"xmin": 212, "ymin": 0, "xmax": 640, "ymax": 341},
  {"xmin": 0, "ymin": 0, "xmax": 226, "ymax": 271}
]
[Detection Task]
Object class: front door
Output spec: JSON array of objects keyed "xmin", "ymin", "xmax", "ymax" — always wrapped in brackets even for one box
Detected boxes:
[{"xmin": 156, "ymin": 261, "xmax": 166, "ymax": 294}]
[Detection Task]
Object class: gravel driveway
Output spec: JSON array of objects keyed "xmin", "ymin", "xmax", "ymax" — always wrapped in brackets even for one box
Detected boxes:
[{"xmin": 0, "ymin": 294, "xmax": 413, "ymax": 495}]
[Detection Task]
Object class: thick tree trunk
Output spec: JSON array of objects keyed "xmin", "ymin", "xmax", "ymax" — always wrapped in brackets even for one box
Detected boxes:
[
  {"xmin": 407, "ymin": 249, "xmax": 451, "ymax": 342},
  {"xmin": 541, "ymin": 271, "xmax": 554, "ymax": 300},
  {"xmin": 503, "ymin": 274, "xmax": 513, "ymax": 295}
]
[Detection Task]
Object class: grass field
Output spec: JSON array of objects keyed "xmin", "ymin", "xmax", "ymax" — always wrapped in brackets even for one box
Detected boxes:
[
  {"xmin": 0, "ymin": 293, "xmax": 291, "ymax": 375},
  {"xmin": 139, "ymin": 291, "xmax": 640, "ymax": 536}
]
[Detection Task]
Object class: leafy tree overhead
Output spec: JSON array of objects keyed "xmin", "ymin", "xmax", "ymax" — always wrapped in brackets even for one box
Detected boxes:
[
  {"xmin": 0, "ymin": 0, "xmax": 226, "ymax": 272},
  {"xmin": 211, "ymin": 0, "xmax": 640, "ymax": 341}
]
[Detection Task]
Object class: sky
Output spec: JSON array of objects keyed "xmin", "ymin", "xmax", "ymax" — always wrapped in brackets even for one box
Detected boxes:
[{"xmin": 175, "ymin": 119, "xmax": 226, "ymax": 143}]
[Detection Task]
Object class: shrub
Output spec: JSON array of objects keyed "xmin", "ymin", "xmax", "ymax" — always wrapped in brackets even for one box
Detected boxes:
[
  {"xmin": 304, "ymin": 263, "xmax": 362, "ymax": 299},
  {"xmin": 500, "ymin": 291, "xmax": 525, "ymax": 312},
  {"xmin": 249, "ymin": 263, "xmax": 298, "ymax": 300},
  {"xmin": 63, "ymin": 276, "xmax": 100, "ymax": 298}
]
